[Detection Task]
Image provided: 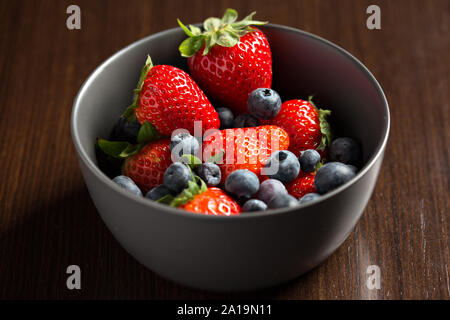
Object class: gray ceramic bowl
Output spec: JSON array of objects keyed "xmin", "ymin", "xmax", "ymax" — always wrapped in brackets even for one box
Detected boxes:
[{"xmin": 71, "ymin": 24, "xmax": 389, "ymax": 291}]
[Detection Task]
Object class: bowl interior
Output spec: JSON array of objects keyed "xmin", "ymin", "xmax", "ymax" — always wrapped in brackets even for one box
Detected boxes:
[{"xmin": 72, "ymin": 24, "xmax": 388, "ymax": 195}]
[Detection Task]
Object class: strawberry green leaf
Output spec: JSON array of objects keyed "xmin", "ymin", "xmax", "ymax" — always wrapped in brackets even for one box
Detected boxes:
[
  {"xmin": 157, "ymin": 194, "xmax": 174, "ymax": 204},
  {"xmin": 97, "ymin": 139, "xmax": 135, "ymax": 159},
  {"xmin": 230, "ymin": 11, "xmax": 267, "ymax": 29},
  {"xmin": 207, "ymin": 150, "xmax": 225, "ymax": 164},
  {"xmin": 137, "ymin": 121, "xmax": 159, "ymax": 144},
  {"xmin": 203, "ymin": 17, "xmax": 222, "ymax": 31},
  {"xmin": 216, "ymin": 31, "xmax": 239, "ymax": 47},
  {"xmin": 169, "ymin": 175, "xmax": 208, "ymax": 208},
  {"xmin": 186, "ymin": 162, "xmax": 196, "ymax": 181},
  {"xmin": 317, "ymin": 109, "xmax": 332, "ymax": 150},
  {"xmin": 221, "ymin": 8, "xmax": 238, "ymax": 24},
  {"xmin": 195, "ymin": 176, "xmax": 208, "ymax": 193},
  {"xmin": 189, "ymin": 24, "xmax": 202, "ymax": 35},
  {"xmin": 122, "ymin": 55, "xmax": 153, "ymax": 122},
  {"xmin": 177, "ymin": 19, "xmax": 195, "ymax": 37},
  {"xmin": 180, "ymin": 154, "xmax": 202, "ymax": 169},
  {"xmin": 307, "ymin": 96, "xmax": 332, "ymax": 150},
  {"xmin": 177, "ymin": 8, "xmax": 267, "ymax": 57},
  {"xmin": 97, "ymin": 122, "xmax": 158, "ymax": 159},
  {"xmin": 317, "ymin": 161, "xmax": 323, "ymax": 170},
  {"xmin": 179, "ymin": 35, "xmax": 205, "ymax": 58},
  {"xmin": 118, "ymin": 144, "xmax": 140, "ymax": 158},
  {"xmin": 203, "ymin": 31, "xmax": 218, "ymax": 55},
  {"xmin": 308, "ymin": 95, "xmax": 318, "ymax": 109},
  {"xmin": 122, "ymin": 107, "xmax": 136, "ymax": 121},
  {"xmin": 169, "ymin": 180, "xmax": 198, "ymax": 207}
]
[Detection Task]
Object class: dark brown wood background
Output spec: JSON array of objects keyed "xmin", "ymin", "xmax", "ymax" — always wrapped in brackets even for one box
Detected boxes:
[{"xmin": 0, "ymin": 0, "xmax": 448, "ymax": 300}]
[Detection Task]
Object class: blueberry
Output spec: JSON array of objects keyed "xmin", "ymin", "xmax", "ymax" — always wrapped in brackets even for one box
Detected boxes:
[
  {"xmin": 110, "ymin": 117, "xmax": 141, "ymax": 144},
  {"xmin": 196, "ymin": 162, "xmax": 221, "ymax": 187},
  {"xmin": 257, "ymin": 179, "xmax": 288, "ymax": 204},
  {"xmin": 242, "ymin": 199, "xmax": 267, "ymax": 212},
  {"xmin": 263, "ymin": 150, "xmax": 300, "ymax": 183},
  {"xmin": 216, "ymin": 107, "xmax": 234, "ymax": 129},
  {"xmin": 248, "ymin": 88, "xmax": 282, "ymax": 119},
  {"xmin": 233, "ymin": 114, "xmax": 260, "ymax": 128},
  {"xmin": 299, "ymin": 149, "xmax": 321, "ymax": 173},
  {"xmin": 298, "ymin": 193, "xmax": 320, "ymax": 204},
  {"xmin": 112, "ymin": 175, "xmax": 142, "ymax": 196},
  {"xmin": 268, "ymin": 194, "xmax": 298, "ymax": 209},
  {"xmin": 163, "ymin": 162, "xmax": 193, "ymax": 194},
  {"xmin": 170, "ymin": 132, "xmax": 200, "ymax": 159},
  {"xmin": 347, "ymin": 165, "xmax": 358, "ymax": 174},
  {"xmin": 225, "ymin": 169, "xmax": 260, "ymax": 198},
  {"xmin": 314, "ymin": 162, "xmax": 356, "ymax": 194},
  {"xmin": 329, "ymin": 137, "xmax": 362, "ymax": 166},
  {"xmin": 145, "ymin": 184, "xmax": 171, "ymax": 201}
]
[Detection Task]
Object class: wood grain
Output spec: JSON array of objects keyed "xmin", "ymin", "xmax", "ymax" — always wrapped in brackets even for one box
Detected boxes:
[{"xmin": 0, "ymin": 0, "xmax": 448, "ymax": 299}]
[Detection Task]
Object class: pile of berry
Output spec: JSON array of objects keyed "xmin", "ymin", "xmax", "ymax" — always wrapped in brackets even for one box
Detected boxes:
[{"xmin": 97, "ymin": 9, "xmax": 362, "ymax": 216}]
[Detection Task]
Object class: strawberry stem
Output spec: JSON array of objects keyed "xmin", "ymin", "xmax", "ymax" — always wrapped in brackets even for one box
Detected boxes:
[{"xmin": 178, "ymin": 8, "xmax": 267, "ymax": 57}]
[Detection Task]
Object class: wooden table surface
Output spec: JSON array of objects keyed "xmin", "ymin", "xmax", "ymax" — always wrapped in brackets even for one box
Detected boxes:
[{"xmin": 0, "ymin": 0, "xmax": 448, "ymax": 300}]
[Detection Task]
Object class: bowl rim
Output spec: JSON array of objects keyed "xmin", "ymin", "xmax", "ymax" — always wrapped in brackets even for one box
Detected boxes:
[{"xmin": 71, "ymin": 23, "xmax": 390, "ymax": 220}]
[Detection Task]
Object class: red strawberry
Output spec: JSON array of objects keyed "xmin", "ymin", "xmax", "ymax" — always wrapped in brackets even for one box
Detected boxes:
[
  {"xmin": 123, "ymin": 56, "xmax": 220, "ymax": 136},
  {"xmin": 121, "ymin": 138, "xmax": 172, "ymax": 194},
  {"xmin": 266, "ymin": 98, "xmax": 332, "ymax": 156},
  {"xmin": 202, "ymin": 125, "xmax": 289, "ymax": 183},
  {"xmin": 286, "ymin": 171, "xmax": 316, "ymax": 198},
  {"xmin": 180, "ymin": 187, "xmax": 241, "ymax": 216},
  {"xmin": 178, "ymin": 9, "xmax": 271, "ymax": 115}
]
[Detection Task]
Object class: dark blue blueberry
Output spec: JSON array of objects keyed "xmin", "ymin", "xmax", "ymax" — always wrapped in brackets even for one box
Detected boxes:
[
  {"xmin": 268, "ymin": 193, "xmax": 298, "ymax": 209},
  {"xmin": 298, "ymin": 193, "xmax": 321, "ymax": 204},
  {"xmin": 112, "ymin": 175, "xmax": 142, "ymax": 196},
  {"xmin": 196, "ymin": 162, "xmax": 221, "ymax": 187},
  {"xmin": 225, "ymin": 169, "xmax": 260, "ymax": 198},
  {"xmin": 145, "ymin": 184, "xmax": 171, "ymax": 201},
  {"xmin": 216, "ymin": 107, "xmax": 234, "ymax": 129},
  {"xmin": 163, "ymin": 162, "xmax": 193, "ymax": 194},
  {"xmin": 314, "ymin": 162, "xmax": 356, "ymax": 194},
  {"xmin": 110, "ymin": 117, "xmax": 141, "ymax": 144},
  {"xmin": 299, "ymin": 149, "xmax": 321, "ymax": 173},
  {"xmin": 329, "ymin": 137, "xmax": 362, "ymax": 166},
  {"xmin": 248, "ymin": 88, "xmax": 282, "ymax": 119},
  {"xmin": 170, "ymin": 132, "xmax": 200, "ymax": 159},
  {"xmin": 263, "ymin": 150, "xmax": 300, "ymax": 183},
  {"xmin": 257, "ymin": 179, "xmax": 287, "ymax": 204},
  {"xmin": 233, "ymin": 114, "xmax": 260, "ymax": 128},
  {"xmin": 242, "ymin": 199, "xmax": 268, "ymax": 212}
]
